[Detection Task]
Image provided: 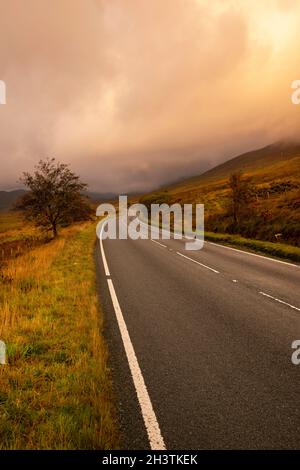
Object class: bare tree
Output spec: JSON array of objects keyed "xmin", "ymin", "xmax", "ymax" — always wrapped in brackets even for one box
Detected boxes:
[{"xmin": 16, "ymin": 158, "xmax": 93, "ymax": 237}]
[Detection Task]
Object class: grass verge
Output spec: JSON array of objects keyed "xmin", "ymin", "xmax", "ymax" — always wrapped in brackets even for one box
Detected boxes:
[
  {"xmin": 0, "ymin": 222, "xmax": 118, "ymax": 449},
  {"xmin": 204, "ymin": 231, "xmax": 300, "ymax": 263},
  {"xmin": 0, "ymin": 212, "xmax": 47, "ymax": 266}
]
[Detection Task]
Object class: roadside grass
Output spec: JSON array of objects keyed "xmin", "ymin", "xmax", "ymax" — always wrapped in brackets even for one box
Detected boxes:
[
  {"xmin": 0, "ymin": 222, "xmax": 119, "ymax": 449},
  {"xmin": 0, "ymin": 212, "xmax": 36, "ymax": 242},
  {"xmin": 204, "ymin": 231, "xmax": 300, "ymax": 263},
  {"xmin": 0, "ymin": 212, "xmax": 46, "ymax": 266},
  {"xmin": 0, "ymin": 212, "xmax": 23, "ymax": 233},
  {"xmin": 0, "ymin": 211, "xmax": 23, "ymax": 235}
]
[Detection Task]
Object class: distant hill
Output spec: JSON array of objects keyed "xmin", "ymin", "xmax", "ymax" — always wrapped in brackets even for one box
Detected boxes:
[
  {"xmin": 141, "ymin": 142, "xmax": 300, "ymax": 246},
  {"xmin": 86, "ymin": 192, "xmax": 117, "ymax": 203},
  {"xmin": 0, "ymin": 190, "xmax": 27, "ymax": 211},
  {"xmin": 166, "ymin": 142, "xmax": 300, "ymax": 193},
  {"xmin": 0, "ymin": 189, "xmax": 117, "ymax": 211}
]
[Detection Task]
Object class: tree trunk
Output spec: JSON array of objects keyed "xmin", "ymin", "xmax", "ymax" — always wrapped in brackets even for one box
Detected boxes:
[{"xmin": 52, "ymin": 223, "xmax": 58, "ymax": 238}]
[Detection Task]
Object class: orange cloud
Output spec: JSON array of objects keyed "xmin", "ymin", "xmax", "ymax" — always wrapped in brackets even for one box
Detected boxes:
[{"xmin": 0, "ymin": 0, "xmax": 300, "ymax": 192}]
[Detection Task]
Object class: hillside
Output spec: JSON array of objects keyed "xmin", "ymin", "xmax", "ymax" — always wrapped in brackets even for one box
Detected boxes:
[
  {"xmin": 0, "ymin": 190, "xmax": 26, "ymax": 211},
  {"xmin": 166, "ymin": 142, "xmax": 300, "ymax": 193},
  {"xmin": 141, "ymin": 142, "xmax": 300, "ymax": 246},
  {"xmin": 0, "ymin": 189, "xmax": 116, "ymax": 211}
]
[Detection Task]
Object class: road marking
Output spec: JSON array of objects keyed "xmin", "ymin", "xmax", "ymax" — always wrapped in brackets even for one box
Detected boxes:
[
  {"xmin": 99, "ymin": 217, "xmax": 166, "ymax": 450},
  {"xmin": 107, "ymin": 279, "xmax": 166, "ymax": 450},
  {"xmin": 139, "ymin": 217, "xmax": 299, "ymax": 268},
  {"xmin": 151, "ymin": 239, "xmax": 167, "ymax": 248},
  {"xmin": 206, "ymin": 241, "xmax": 299, "ymax": 268},
  {"xmin": 259, "ymin": 291, "xmax": 300, "ymax": 312},
  {"xmin": 176, "ymin": 252, "xmax": 219, "ymax": 274},
  {"xmin": 99, "ymin": 220, "xmax": 110, "ymax": 276}
]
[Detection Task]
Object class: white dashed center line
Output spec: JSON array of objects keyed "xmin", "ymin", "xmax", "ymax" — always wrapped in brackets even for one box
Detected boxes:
[
  {"xmin": 176, "ymin": 252, "xmax": 219, "ymax": 274},
  {"xmin": 151, "ymin": 239, "xmax": 167, "ymax": 248},
  {"xmin": 259, "ymin": 291, "xmax": 300, "ymax": 312}
]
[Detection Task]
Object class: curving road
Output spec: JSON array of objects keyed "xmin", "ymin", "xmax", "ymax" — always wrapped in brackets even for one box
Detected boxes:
[{"xmin": 95, "ymin": 218, "xmax": 300, "ymax": 450}]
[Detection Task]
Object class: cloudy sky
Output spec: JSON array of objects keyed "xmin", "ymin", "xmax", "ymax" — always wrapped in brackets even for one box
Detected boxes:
[{"xmin": 0, "ymin": 0, "xmax": 300, "ymax": 192}]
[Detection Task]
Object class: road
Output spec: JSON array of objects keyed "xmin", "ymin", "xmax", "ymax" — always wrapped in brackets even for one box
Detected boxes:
[{"xmin": 95, "ymin": 218, "xmax": 300, "ymax": 450}]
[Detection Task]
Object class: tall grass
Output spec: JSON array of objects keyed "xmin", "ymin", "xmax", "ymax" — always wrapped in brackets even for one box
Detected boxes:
[{"xmin": 0, "ymin": 222, "xmax": 118, "ymax": 449}]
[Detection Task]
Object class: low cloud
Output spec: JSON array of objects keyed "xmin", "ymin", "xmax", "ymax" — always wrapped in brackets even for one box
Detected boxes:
[{"xmin": 0, "ymin": 0, "xmax": 300, "ymax": 192}]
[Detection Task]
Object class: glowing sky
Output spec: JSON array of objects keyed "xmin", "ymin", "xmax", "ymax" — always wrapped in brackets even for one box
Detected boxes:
[{"xmin": 0, "ymin": 0, "xmax": 300, "ymax": 192}]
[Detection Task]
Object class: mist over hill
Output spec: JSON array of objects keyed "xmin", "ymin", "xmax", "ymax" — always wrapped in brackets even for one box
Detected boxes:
[{"xmin": 165, "ymin": 142, "xmax": 300, "ymax": 192}]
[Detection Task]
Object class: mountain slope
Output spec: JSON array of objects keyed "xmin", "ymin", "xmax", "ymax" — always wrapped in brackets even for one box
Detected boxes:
[
  {"xmin": 142, "ymin": 142, "xmax": 300, "ymax": 246},
  {"xmin": 166, "ymin": 142, "xmax": 300, "ymax": 194}
]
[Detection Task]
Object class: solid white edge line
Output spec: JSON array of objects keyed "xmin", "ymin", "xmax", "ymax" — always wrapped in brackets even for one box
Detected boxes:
[
  {"xmin": 176, "ymin": 251, "xmax": 219, "ymax": 274},
  {"xmin": 99, "ymin": 220, "xmax": 110, "ymax": 276},
  {"xmin": 206, "ymin": 241, "xmax": 299, "ymax": 268},
  {"xmin": 107, "ymin": 279, "xmax": 166, "ymax": 450},
  {"xmin": 259, "ymin": 291, "xmax": 300, "ymax": 312},
  {"xmin": 151, "ymin": 239, "xmax": 167, "ymax": 248}
]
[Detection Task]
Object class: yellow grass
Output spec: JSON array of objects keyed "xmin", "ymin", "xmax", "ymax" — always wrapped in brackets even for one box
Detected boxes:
[
  {"xmin": 0, "ymin": 222, "xmax": 119, "ymax": 449},
  {"xmin": 0, "ymin": 212, "xmax": 37, "ymax": 242}
]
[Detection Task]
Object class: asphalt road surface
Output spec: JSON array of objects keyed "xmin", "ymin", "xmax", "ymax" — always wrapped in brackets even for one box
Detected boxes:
[{"xmin": 95, "ymin": 218, "xmax": 300, "ymax": 450}]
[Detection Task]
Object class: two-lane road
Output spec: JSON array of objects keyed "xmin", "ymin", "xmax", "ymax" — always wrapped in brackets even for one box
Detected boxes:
[{"xmin": 96, "ymin": 219, "xmax": 300, "ymax": 449}]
